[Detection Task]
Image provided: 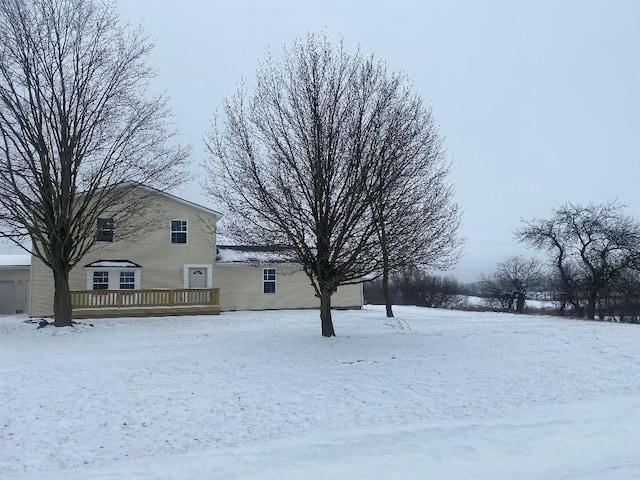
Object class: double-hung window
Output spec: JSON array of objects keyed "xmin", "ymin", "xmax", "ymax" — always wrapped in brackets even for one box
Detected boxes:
[
  {"xmin": 86, "ymin": 261, "xmax": 141, "ymax": 291},
  {"xmin": 96, "ymin": 217, "xmax": 114, "ymax": 242},
  {"xmin": 263, "ymin": 268, "xmax": 276, "ymax": 294},
  {"xmin": 171, "ymin": 220, "xmax": 187, "ymax": 244},
  {"xmin": 92, "ymin": 271, "xmax": 109, "ymax": 290},
  {"xmin": 119, "ymin": 271, "xmax": 135, "ymax": 289}
]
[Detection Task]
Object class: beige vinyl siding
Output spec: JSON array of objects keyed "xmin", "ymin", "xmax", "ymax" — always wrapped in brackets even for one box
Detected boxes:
[
  {"xmin": 30, "ymin": 194, "xmax": 218, "ymax": 317},
  {"xmin": 215, "ymin": 264, "xmax": 362, "ymax": 311},
  {"xmin": 0, "ymin": 267, "xmax": 30, "ymax": 314},
  {"xmin": 29, "ymin": 259, "xmax": 53, "ymax": 317}
]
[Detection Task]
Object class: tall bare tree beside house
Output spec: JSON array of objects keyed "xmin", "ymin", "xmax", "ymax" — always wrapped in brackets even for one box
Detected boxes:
[
  {"xmin": 0, "ymin": 0, "xmax": 189, "ymax": 327},
  {"xmin": 207, "ymin": 34, "xmax": 449, "ymax": 336},
  {"xmin": 367, "ymin": 98, "xmax": 461, "ymax": 317}
]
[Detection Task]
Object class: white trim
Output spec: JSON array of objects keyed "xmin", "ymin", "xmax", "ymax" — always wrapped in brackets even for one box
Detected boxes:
[
  {"xmin": 119, "ymin": 270, "xmax": 136, "ymax": 290},
  {"xmin": 90, "ymin": 270, "xmax": 109, "ymax": 290},
  {"xmin": 85, "ymin": 267, "xmax": 141, "ymax": 290},
  {"xmin": 183, "ymin": 264, "xmax": 213, "ymax": 288}
]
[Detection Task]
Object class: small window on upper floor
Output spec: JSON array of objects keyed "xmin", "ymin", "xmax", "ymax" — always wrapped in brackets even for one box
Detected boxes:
[
  {"xmin": 171, "ymin": 220, "xmax": 187, "ymax": 244},
  {"xmin": 96, "ymin": 217, "xmax": 114, "ymax": 242}
]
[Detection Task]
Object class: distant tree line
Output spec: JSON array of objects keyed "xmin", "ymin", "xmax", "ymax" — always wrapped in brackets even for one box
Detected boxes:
[{"xmin": 364, "ymin": 267, "xmax": 469, "ymax": 309}]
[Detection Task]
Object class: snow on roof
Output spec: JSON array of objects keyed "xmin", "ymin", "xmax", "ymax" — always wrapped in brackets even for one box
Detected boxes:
[
  {"xmin": 216, "ymin": 245, "xmax": 296, "ymax": 264},
  {"xmin": 84, "ymin": 260, "xmax": 142, "ymax": 268},
  {"xmin": 0, "ymin": 254, "xmax": 31, "ymax": 267}
]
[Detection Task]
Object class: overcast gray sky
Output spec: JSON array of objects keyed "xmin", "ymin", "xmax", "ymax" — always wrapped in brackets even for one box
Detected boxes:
[{"xmin": 5, "ymin": 0, "xmax": 640, "ymax": 282}]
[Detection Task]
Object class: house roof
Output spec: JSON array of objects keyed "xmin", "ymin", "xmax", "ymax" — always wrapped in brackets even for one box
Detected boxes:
[
  {"xmin": 143, "ymin": 184, "xmax": 223, "ymax": 220},
  {"xmin": 83, "ymin": 182, "xmax": 223, "ymax": 220},
  {"xmin": 216, "ymin": 245, "xmax": 296, "ymax": 264},
  {"xmin": 84, "ymin": 260, "xmax": 142, "ymax": 268},
  {"xmin": 0, "ymin": 254, "xmax": 31, "ymax": 268}
]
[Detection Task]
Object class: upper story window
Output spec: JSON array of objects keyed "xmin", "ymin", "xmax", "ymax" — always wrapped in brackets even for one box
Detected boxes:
[
  {"xmin": 96, "ymin": 217, "xmax": 114, "ymax": 242},
  {"xmin": 263, "ymin": 268, "xmax": 276, "ymax": 294},
  {"xmin": 171, "ymin": 220, "xmax": 187, "ymax": 244},
  {"xmin": 119, "ymin": 271, "xmax": 135, "ymax": 289},
  {"xmin": 92, "ymin": 271, "xmax": 109, "ymax": 290}
]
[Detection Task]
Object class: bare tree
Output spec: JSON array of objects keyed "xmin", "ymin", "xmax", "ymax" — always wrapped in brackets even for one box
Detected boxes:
[
  {"xmin": 0, "ymin": 0, "xmax": 188, "ymax": 326},
  {"xmin": 371, "ymin": 144, "xmax": 461, "ymax": 317},
  {"xmin": 517, "ymin": 201, "xmax": 640, "ymax": 319},
  {"xmin": 480, "ymin": 256, "xmax": 542, "ymax": 313},
  {"xmin": 597, "ymin": 269, "xmax": 640, "ymax": 323},
  {"xmin": 313, "ymin": 55, "xmax": 461, "ymax": 320},
  {"xmin": 354, "ymin": 77, "xmax": 458, "ymax": 318},
  {"xmin": 207, "ymin": 34, "xmax": 455, "ymax": 336}
]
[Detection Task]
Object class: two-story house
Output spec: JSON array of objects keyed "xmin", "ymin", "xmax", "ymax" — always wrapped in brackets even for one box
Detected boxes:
[{"xmin": 29, "ymin": 187, "xmax": 363, "ymax": 318}]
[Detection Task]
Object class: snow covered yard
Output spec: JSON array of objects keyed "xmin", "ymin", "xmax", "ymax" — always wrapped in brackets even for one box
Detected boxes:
[{"xmin": 1, "ymin": 306, "xmax": 639, "ymax": 479}]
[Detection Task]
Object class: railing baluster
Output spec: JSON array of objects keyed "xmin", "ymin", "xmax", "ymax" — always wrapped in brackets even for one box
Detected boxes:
[{"xmin": 71, "ymin": 288, "xmax": 220, "ymax": 309}]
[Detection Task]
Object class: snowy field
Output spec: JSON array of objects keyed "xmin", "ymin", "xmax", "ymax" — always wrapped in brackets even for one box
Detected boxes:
[{"xmin": 1, "ymin": 306, "xmax": 640, "ymax": 479}]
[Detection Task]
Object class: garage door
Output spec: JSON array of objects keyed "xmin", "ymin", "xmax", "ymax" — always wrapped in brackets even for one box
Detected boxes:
[{"xmin": 0, "ymin": 281, "xmax": 16, "ymax": 314}]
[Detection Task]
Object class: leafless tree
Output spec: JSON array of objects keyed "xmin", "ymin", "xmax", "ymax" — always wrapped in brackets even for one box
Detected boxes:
[
  {"xmin": 317, "ymin": 53, "xmax": 461, "ymax": 320},
  {"xmin": 370, "ymin": 131, "xmax": 461, "ymax": 317},
  {"xmin": 0, "ymin": 0, "xmax": 189, "ymax": 326},
  {"xmin": 597, "ymin": 269, "xmax": 640, "ymax": 323},
  {"xmin": 480, "ymin": 256, "xmax": 542, "ymax": 313},
  {"xmin": 207, "ymin": 34, "xmax": 458, "ymax": 336},
  {"xmin": 516, "ymin": 201, "xmax": 640, "ymax": 319}
]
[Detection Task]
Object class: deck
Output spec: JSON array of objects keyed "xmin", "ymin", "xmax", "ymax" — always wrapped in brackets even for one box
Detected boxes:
[{"xmin": 71, "ymin": 288, "xmax": 221, "ymax": 318}]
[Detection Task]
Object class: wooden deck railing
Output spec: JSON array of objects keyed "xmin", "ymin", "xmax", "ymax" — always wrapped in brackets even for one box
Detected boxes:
[{"xmin": 71, "ymin": 288, "xmax": 220, "ymax": 309}]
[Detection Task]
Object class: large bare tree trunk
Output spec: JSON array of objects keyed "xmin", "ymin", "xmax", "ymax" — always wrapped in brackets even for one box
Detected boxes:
[
  {"xmin": 52, "ymin": 269, "xmax": 72, "ymax": 327},
  {"xmin": 320, "ymin": 286, "xmax": 335, "ymax": 337}
]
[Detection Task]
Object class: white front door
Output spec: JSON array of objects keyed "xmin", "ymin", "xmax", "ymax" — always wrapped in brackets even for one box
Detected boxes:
[{"xmin": 188, "ymin": 268, "xmax": 206, "ymax": 288}]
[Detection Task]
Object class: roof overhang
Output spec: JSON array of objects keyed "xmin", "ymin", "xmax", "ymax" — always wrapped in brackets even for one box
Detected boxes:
[{"xmin": 84, "ymin": 260, "xmax": 142, "ymax": 268}]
